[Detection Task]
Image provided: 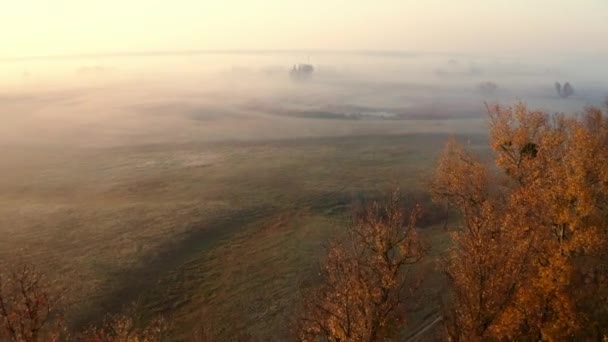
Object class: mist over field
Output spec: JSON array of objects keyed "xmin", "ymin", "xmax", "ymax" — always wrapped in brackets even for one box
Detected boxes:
[
  {"xmin": 2, "ymin": 51, "xmax": 606, "ymax": 149},
  {"xmin": 1, "ymin": 50, "xmax": 607, "ymax": 339},
  {"xmin": 2, "ymin": 0, "xmax": 608, "ymax": 339}
]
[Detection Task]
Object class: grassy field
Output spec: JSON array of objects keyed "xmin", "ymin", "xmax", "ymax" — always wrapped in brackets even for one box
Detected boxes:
[
  {"xmin": 0, "ymin": 127, "xmax": 487, "ymax": 339},
  {"xmin": 2, "ymin": 49, "xmax": 604, "ymax": 340}
]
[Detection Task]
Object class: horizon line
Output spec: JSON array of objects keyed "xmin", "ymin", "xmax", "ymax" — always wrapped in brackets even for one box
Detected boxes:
[
  {"xmin": 0, "ymin": 49, "xmax": 429, "ymax": 62},
  {"xmin": 2, "ymin": 49, "xmax": 603, "ymax": 63}
]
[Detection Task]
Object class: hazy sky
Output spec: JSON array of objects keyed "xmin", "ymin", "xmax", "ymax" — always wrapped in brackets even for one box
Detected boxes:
[{"xmin": 2, "ymin": 0, "xmax": 607, "ymax": 58}]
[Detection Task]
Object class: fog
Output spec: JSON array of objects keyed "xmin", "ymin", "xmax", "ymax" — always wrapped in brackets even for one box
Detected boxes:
[
  {"xmin": 1, "ymin": 50, "xmax": 607, "ymax": 335},
  {"xmin": 1, "ymin": 51, "xmax": 607, "ymax": 150}
]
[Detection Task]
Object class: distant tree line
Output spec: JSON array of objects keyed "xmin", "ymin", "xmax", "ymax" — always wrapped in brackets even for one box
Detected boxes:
[{"xmin": 555, "ymin": 81, "xmax": 574, "ymax": 98}]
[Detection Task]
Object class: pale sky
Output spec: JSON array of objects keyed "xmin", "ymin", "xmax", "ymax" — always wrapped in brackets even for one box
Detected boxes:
[{"xmin": 2, "ymin": 0, "xmax": 607, "ymax": 58}]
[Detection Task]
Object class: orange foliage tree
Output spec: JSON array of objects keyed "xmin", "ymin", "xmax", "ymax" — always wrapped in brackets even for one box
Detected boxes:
[
  {"xmin": 433, "ymin": 103, "xmax": 608, "ymax": 340},
  {"xmin": 0, "ymin": 264, "xmax": 167, "ymax": 342},
  {"xmin": 75, "ymin": 314, "xmax": 167, "ymax": 342},
  {"xmin": 0, "ymin": 265, "xmax": 64, "ymax": 342},
  {"xmin": 297, "ymin": 191, "xmax": 426, "ymax": 341}
]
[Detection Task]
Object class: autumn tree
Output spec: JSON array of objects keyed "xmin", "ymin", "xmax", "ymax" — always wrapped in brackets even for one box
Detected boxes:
[
  {"xmin": 431, "ymin": 137, "xmax": 537, "ymax": 340},
  {"xmin": 75, "ymin": 314, "xmax": 167, "ymax": 342},
  {"xmin": 488, "ymin": 103, "xmax": 608, "ymax": 339},
  {"xmin": 0, "ymin": 265, "xmax": 64, "ymax": 342},
  {"xmin": 0, "ymin": 263, "xmax": 168, "ymax": 342},
  {"xmin": 433, "ymin": 103, "xmax": 608, "ymax": 340},
  {"xmin": 297, "ymin": 191, "xmax": 426, "ymax": 341}
]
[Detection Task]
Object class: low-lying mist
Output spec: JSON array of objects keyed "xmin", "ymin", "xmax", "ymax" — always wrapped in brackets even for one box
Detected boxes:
[
  {"xmin": 1, "ymin": 51, "xmax": 607, "ymax": 337},
  {"xmin": 1, "ymin": 51, "xmax": 606, "ymax": 150}
]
